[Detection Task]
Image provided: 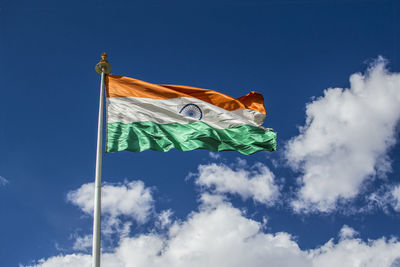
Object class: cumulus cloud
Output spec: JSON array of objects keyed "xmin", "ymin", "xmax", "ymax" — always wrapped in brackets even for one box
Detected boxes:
[
  {"xmin": 66, "ymin": 180, "xmax": 154, "ymax": 241},
  {"xmin": 286, "ymin": 58, "xmax": 400, "ymax": 212},
  {"xmin": 311, "ymin": 236, "xmax": 400, "ymax": 267},
  {"xmin": 0, "ymin": 175, "xmax": 9, "ymax": 186},
  {"xmin": 25, "ymin": 196, "xmax": 309, "ymax": 267},
  {"xmin": 23, "ymin": 254, "xmax": 91, "ymax": 267},
  {"xmin": 194, "ymin": 162, "xmax": 279, "ymax": 205},
  {"xmin": 67, "ymin": 180, "xmax": 154, "ymax": 224},
  {"xmin": 25, "ymin": 195, "xmax": 400, "ymax": 267}
]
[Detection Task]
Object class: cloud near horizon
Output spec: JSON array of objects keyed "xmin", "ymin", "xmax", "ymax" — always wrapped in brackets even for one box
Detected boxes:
[
  {"xmin": 25, "ymin": 192, "xmax": 400, "ymax": 267},
  {"xmin": 285, "ymin": 58, "xmax": 400, "ymax": 212}
]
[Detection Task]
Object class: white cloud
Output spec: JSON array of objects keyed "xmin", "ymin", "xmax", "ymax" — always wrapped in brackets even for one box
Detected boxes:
[
  {"xmin": 208, "ymin": 152, "xmax": 221, "ymax": 160},
  {"xmin": 72, "ymin": 235, "xmax": 92, "ymax": 252},
  {"xmin": 23, "ymin": 254, "xmax": 91, "ymax": 267},
  {"xmin": 25, "ymin": 196, "xmax": 310, "ymax": 267},
  {"xmin": 198, "ymin": 192, "xmax": 227, "ymax": 209},
  {"xmin": 339, "ymin": 225, "xmax": 358, "ymax": 240},
  {"xmin": 194, "ymin": 162, "xmax": 279, "ymax": 205},
  {"xmin": 0, "ymin": 176, "xmax": 9, "ymax": 186},
  {"xmin": 368, "ymin": 184, "xmax": 400, "ymax": 212},
  {"xmin": 25, "ymin": 195, "xmax": 400, "ymax": 267},
  {"xmin": 66, "ymin": 180, "xmax": 153, "ymax": 240},
  {"xmin": 156, "ymin": 210, "xmax": 173, "ymax": 229},
  {"xmin": 311, "ymin": 236, "xmax": 400, "ymax": 267},
  {"xmin": 286, "ymin": 58, "xmax": 400, "ymax": 212},
  {"xmin": 391, "ymin": 186, "xmax": 400, "ymax": 211},
  {"xmin": 67, "ymin": 180, "xmax": 154, "ymax": 224}
]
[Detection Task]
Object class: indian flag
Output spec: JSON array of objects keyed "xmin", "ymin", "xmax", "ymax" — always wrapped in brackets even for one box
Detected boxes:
[{"xmin": 105, "ymin": 75, "xmax": 277, "ymax": 155}]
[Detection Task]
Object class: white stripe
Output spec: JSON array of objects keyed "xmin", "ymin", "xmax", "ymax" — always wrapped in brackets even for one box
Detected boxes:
[{"xmin": 106, "ymin": 97, "xmax": 266, "ymax": 129}]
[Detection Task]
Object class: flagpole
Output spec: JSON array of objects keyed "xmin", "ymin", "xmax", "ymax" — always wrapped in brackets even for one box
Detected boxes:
[{"xmin": 93, "ymin": 53, "xmax": 112, "ymax": 267}]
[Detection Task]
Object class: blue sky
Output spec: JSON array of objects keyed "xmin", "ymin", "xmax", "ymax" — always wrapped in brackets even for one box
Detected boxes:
[{"xmin": 1, "ymin": 0, "xmax": 400, "ymax": 266}]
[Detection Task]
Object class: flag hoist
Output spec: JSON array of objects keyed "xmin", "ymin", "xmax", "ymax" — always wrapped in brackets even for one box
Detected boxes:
[{"xmin": 92, "ymin": 53, "xmax": 276, "ymax": 266}]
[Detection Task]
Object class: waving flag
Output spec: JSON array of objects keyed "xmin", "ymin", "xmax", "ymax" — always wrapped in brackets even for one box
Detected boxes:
[{"xmin": 105, "ymin": 75, "xmax": 276, "ymax": 155}]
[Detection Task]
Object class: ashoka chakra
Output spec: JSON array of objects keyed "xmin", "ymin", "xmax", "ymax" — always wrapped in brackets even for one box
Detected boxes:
[{"xmin": 179, "ymin": 104, "xmax": 203, "ymax": 120}]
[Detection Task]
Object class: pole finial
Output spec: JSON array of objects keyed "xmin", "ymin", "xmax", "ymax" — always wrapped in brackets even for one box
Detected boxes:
[
  {"xmin": 100, "ymin": 53, "xmax": 108, "ymax": 62},
  {"xmin": 95, "ymin": 52, "xmax": 112, "ymax": 74}
]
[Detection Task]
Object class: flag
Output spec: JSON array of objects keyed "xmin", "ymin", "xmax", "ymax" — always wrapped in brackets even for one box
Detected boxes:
[{"xmin": 105, "ymin": 75, "xmax": 276, "ymax": 155}]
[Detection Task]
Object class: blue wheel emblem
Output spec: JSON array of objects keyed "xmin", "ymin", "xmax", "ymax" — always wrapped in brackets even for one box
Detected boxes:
[{"xmin": 179, "ymin": 104, "xmax": 203, "ymax": 120}]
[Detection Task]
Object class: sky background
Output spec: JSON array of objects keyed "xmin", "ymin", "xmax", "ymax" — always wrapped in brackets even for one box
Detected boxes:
[{"xmin": 1, "ymin": 0, "xmax": 400, "ymax": 266}]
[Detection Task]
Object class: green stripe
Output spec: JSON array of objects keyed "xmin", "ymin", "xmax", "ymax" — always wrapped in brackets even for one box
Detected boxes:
[{"xmin": 106, "ymin": 121, "xmax": 277, "ymax": 155}]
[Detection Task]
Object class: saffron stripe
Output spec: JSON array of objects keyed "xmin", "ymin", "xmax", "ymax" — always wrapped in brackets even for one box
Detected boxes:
[{"xmin": 106, "ymin": 75, "xmax": 266, "ymax": 114}]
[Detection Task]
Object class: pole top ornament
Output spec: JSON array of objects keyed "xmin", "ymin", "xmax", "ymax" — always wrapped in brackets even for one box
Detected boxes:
[{"xmin": 95, "ymin": 52, "xmax": 112, "ymax": 74}]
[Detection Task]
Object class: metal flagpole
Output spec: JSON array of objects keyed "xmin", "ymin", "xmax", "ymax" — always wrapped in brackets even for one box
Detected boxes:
[{"xmin": 93, "ymin": 53, "xmax": 112, "ymax": 267}]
